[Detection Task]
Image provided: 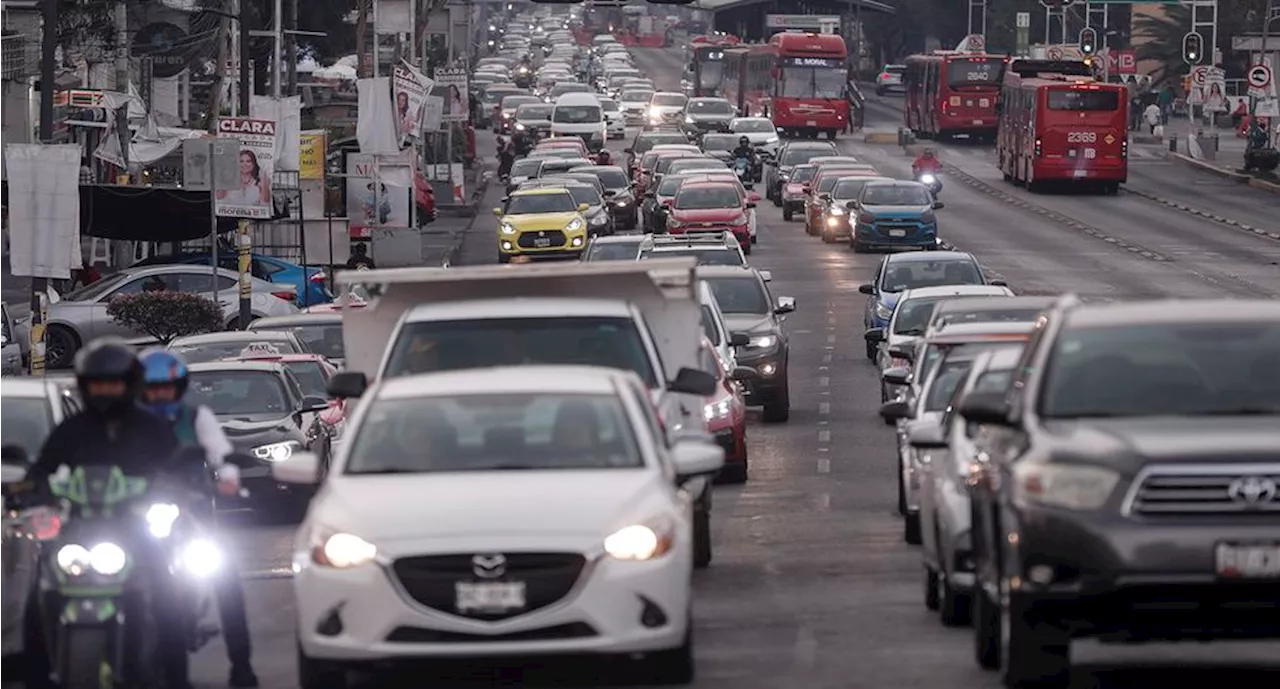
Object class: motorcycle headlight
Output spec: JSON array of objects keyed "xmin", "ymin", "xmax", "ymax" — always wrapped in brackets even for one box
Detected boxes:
[
  {"xmin": 500, "ymin": 222, "xmax": 517, "ymax": 235},
  {"xmin": 57, "ymin": 542, "xmax": 128, "ymax": 576},
  {"xmin": 180, "ymin": 538, "xmax": 224, "ymax": 579},
  {"xmin": 875, "ymin": 303, "xmax": 894, "ymax": 321},
  {"xmin": 828, "ymin": 206, "xmax": 846, "ymax": 216},
  {"xmin": 313, "ymin": 532, "xmax": 378, "ymax": 568},
  {"xmin": 920, "ymin": 173, "xmax": 937, "ymax": 185},
  {"xmin": 1012, "ymin": 463, "xmax": 1119, "ymax": 510},
  {"xmin": 604, "ymin": 520, "xmax": 674, "ymax": 561},
  {"xmin": 56, "ymin": 544, "xmax": 92, "ymax": 576},
  {"xmin": 146, "ymin": 502, "xmax": 182, "ymax": 538},
  {"xmin": 566, "ymin": 217, "xmax": 584, "ymax": 232},
  {"xmin": 253, "ymin": 440, "xmax": 300, "ymax": 462},
  {"xmin": 703, "ymin": 397, "xmax": 733, "ymax": 421}
]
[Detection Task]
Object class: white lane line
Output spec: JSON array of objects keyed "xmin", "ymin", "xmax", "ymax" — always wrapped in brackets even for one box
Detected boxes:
[
  {"xmin": 793, "ymin": 626, "xmax": 818, "ymax": 668},
  {"xmin": 819, "ymin": 401, "xmax": 830, "ymax": 415},
  {"xmin": 820, "ymin": 390, "xmax": 830, "ymax": 395},
  {"xmin": 818, "ymin": 492, "xmax": 831, "ymax": 510},
  {"xmin": 817, "ymin": 365, "xmax": 829, "ymax": 371},
  {"xmin": 823, "ymin": 353, "xmax": 832, "ymax": 364},
  {"xmin": 827, "ymin": 334, "xmax": 836, "ymax": 344},
  {"xmin": 817, "ymin": 458, "xmax": 831, "ymax": 474},
  {"xmin": 817, "ymin": 447, "xmax": 829, "ymax": 452},
  {"xmin": 818, "ymin": 429, "xmax": 831, "ymax": 442},
  {"xmin": 819, "ymin": 376, "xmax": 829, "ymax": 387},
  {"xmin": 794, "ymin": 329, "xmax": 813, "ymax": 335}
]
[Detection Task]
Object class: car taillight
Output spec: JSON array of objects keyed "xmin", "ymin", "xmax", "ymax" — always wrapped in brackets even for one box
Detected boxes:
[
  {"xmin": 890, "ymin": 357, "xmax": 911, "ymax": 369},
  {"xmin": 880, "ymin": 73, "xmax": 890, "ymax": 80},
  {"xmin": 272, "ymin": 290, "xmax": 295, "ymax": 301},
  {"xmin": 309, "ymin": 272, "xmax": 327, "ymax": 283}
]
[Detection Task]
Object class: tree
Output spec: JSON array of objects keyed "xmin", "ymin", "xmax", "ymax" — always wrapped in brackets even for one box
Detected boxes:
[{"xmin": 106, "ymin": 292, "xmax": 225, "ymax": 345}]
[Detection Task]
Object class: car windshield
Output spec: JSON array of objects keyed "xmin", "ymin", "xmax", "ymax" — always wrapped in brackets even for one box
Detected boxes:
[
  {"xmin": 934, "ymin": 308, "xmax": 1044, "ymax": 328},
  {"xmin": 558, "ymin": 185, "xmax": 602, "ymax": 207},
  {"xmin": 780, "ymin": 146, "xmax": 834, "ymax": 165},
  {"xmin": 636, "ymin": 134, "xmax": 687, "ymax": 152},
  {"xmin": 586, "ymin": 242, "xmax": 640, "ymax": 260},
  {"xmin": 1039, "ymin": 322, "xmax": 1280, "ymax": 418},
  {"xmin": 252, "ymin": 324, "xmax": 343, "ymax": 359},
  {"xmin": 3, "ymin": 396, "xmax": 53, "ymax": 460},
  {"xmin": 780, "ymin": 66, "xmax": 846, "ymax": 99},
  {"xmin": 581, "ymin": 168, "xmax": 628, "ymax": 188},
  {"xmin": 551, "ymin": 84, "xmax": 590, "ymax": 97},
  {"xmin": 790, "ymin": 166, "xmax": 818, "ymax": 183},
  {"xmin": 643, "ymin": 248, "xmax": 744, "ymax": 266},
  {"xmin": 503, "ymin": 96, "xmax": 537, "ymax": 109},
  {"xmin": 926, "ymin": 360, "xmax": 974, "ymax": 411},
  {"xmin": 653, "ymin": 93, "xmax": 687, "ymax": 106},
  {"xmin": 688, "ymin": 99, "xmax": 732, "ymax": 114},
  {"xmin": 831, "ymin": 177, "xmax": 877, "ymax": 199},
  {"xmin": 701, "ymin": 135, "xmax": 737, "ymax": 151},
  {"xmin": 600, "ymin": 100, "xmax": 620, "ymax": 112},
  {"xmin": 674, "ymin": 186, "xmax": 740, "ymax": 210},
  {"xmin": 706, "ymin": 276, "xmax": 769, "ymax": 314},
  {"xmin": 284, "ymin": 361, "xmax": 328, "ymax": 398},
  {"xmin": 510, "ymin": 159, "xmax": 544, "ymax": 177},
  {"xmin": 659, "ymin": 175, "xmax": 694, "ymax": 195},
  {"xmin": 170, "ymin": 338, "xmax": 302, "ymax": 363},
  {"xmin": 670, "ymin": 160, "xmax": 725, "ymax": 175},
  {"xmin": 483, "ymin": 89, "xmax": 520, "ymax": 103},
  {"xmin": 344, "ymin": 393, "xmax": 641, "ymax": 474},
  {"xmin": 188, "ymin": 371, "xmax": 291, "ymax": 416},
  {"xmin": 516, "ymin": 105, "xmax": 553, "ymax": 120},
  {"xmin": 733, "ymin": 119, "xmax": 773, "ymax": 133},
  {"xmin": 61, "ymin": 272, "xmax": 132, "ymax": 301},
  {"xmin": 507, "ymin": 192, "xmax": 577, "ymax": 214},
  {"xmin": 816, "ymin": 172, "xmax": 859, "ymax": 193},
  {"xmin": 894, "ymin": 297, "xmax": 946, "ymax": 335},
  {"xmin": 863, "ymin": 185, "xmax": 932, "ymax": 206},
  {"xmin": 622, "ymin": 90, "xmax": 654, "ymax": 102},
  {"xmin": 879, "ymin": 259, "xmax": 984, "ymax": 292},
  {"xmin": 384, "ymin": 317, "xmax": 657, "ymax": 387},
  {"xmin": 552, "ymin": 105, "xmax": 601, "ymax": 123}
]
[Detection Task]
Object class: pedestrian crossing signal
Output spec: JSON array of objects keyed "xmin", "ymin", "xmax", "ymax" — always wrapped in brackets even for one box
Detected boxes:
[
  {"xmin": 1078, "ymin": 28, "xmax": 1097, "ymax": 56},
  {"xmin": 1182, "ymin": 32, "xmax": 1203, "ymax": 65}
]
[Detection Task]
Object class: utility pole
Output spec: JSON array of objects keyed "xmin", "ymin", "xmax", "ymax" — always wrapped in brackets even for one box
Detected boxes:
[
  {"xmin": 356, "ymin": 0, "xmax": 370, "ymax": 78},
  {"xmin": 30, "ymin": 0, "xmax": 58, "ymax": 374},
  {"xmin": 287, "ymin": 0, "xmax": 298, "ymax": 95},
  {"xmin": 273, "ymin": 0, "xmax": 283, "ymax": 97},
  {"xmin": 210, "ymin": 16, "xmax": 230, "ymax": 131}
]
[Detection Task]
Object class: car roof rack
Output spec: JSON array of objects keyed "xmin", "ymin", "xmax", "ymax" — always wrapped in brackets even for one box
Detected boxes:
[{"xmin": 645, "ymin": 232, "xmax": 737, "ymax": 248}]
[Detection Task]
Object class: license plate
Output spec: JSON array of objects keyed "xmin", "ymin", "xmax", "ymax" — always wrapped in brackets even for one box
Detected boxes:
[
  {"xmin": 1216, "ymin": 543, "xmax": 1280, "ymax": 579},
  {"xmin": 455, "ymin": 581, "xmax": 527, "ymax": 612},
  {"xmin": 534, "ymin": 237, "xmax": 551, "ymax": 248},
  {"xmin": 888, "ymin": 229, "xmax": 907, "ymax": 237},
  {"xmin": 1073, "ymin": 169, "xmax": 1089, "ymax": 179},
  {"xmin": 972, "ymin": 119, "xmax": 983, "ymax": 125},
  {"xmin": 806, "ymin": 120, "xmax": 817, "ymax": 126}
]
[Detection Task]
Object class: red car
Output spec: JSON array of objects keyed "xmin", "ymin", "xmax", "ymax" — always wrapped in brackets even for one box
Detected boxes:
[
  {"xmin": 232, "ymin": 352, "xmax": 347, "ymax": 429},
  {"xmin": 699, "ymin": 340, "xmax": 748, "ymax": 483},
  {"xmin": 664, "ymin": 180, "xmax": 759, "ymax": 253}
]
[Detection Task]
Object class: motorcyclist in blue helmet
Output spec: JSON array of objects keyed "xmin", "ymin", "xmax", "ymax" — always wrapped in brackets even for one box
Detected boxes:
[{"xmin": 139, "ymin": 348, "xmax": 259, "ymax": 688}]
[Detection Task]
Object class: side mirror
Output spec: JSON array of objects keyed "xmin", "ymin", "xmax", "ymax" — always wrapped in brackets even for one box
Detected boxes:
[
  {"xmin": 578, "ymin": 203, "xmax": 590, "ymax": 212},
  {"xmin": 729, "ymin": 332, "xmax": 750, "ymax": 347},
  {"xmin": 864, "ymin": 327, "xmax": 885, "ymax": 343},
  {"xmin": 906, "ymin": 419, "xmax": 948, "ymax": 449},
  {"xmin": 887, "ymin": 343, "xmax": 916, "ymax": 362},
  {"xmin": 819, "ymin": 193, "xmax": 831, "ymax": 201},
  {"xmin": 990, "ymin": 279, "xmax": 1008, "ymax": 287},
  {"xmin": 669, "ymin": 366, "xmax": 717, "ymax": 396},
  {"xmin": 933, "ymin": 201, "xmax": 945, "ymax": 209},
  {"xmin": 759, "ymin": 270, "xmax": 772, "ymax": 282},
  {"xmin": 492, "ymin": 207, "xmax": 504, "ymax": 216},
  {"xmin": 881, "ymin": 366, "xmax": 910, "ymax": 386},
  {"xmin": 1, "ymin": 444, "xmax": 30, "ymax": 468},
  {"xmin": 774, "ymin": 296, "xmax": 796, "ymax": 314},
  {"xmin": 801, "ymin": 185, "xmax": 811, "ymax": 194},
  {"xmin": 858, "ymin": 283, "xmax": 875, "ymax": 295},
  {"xmin": 879, "ymin": 399, "xmax": 911, "ymax": 422},
  {"xmin": 271, "ymin": 451, "xmax": 321, "ymax": 485},
  {"xmin": 671, "ymin": 438, "xmax": 724, "ymax": 484},
  {"xmin": 729, "ymin": 365, "xmax": 757, "ymax": 382},
  {"xmin": 747, "ymin": 191, "xmax": 761, "ymax": 202},
  {"xmin": 299, "ymin": 395, "xmax": 330, "ymax": 413},
  {"xmin": 958, "ymin": 391, "xmax": 1012, "ymax": 426},
  {"xmin": 745, "ymin": 202, "xmax": 756, "ymax": 209},
  {"xmin": 327, "ymin": 371, "xmax": 368, "ymax": 399},
  {"xmin": 846, "ymin": 200, "xmax": 859, "ymax": 210}
]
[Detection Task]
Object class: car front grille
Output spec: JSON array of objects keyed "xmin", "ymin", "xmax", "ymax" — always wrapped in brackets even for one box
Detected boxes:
[
  {"xmin": 386, "ymin": 621, "xmax": 597, "ymax": 643},
  {"xmin": 1125, "ymin": 465, "xmax": 1280, "ymax": 516},
  {"xmin": 391, "ymin": 552, "xmax": 587, "ymax": 621},
  {"xmin": 516, "ymin": 230, "xmax": 567, "ymax": 249}
]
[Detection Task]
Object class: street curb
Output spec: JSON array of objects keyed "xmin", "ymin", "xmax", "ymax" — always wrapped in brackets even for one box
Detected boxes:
[
  {"xmin": 1248, "ymin": 177, "xmax": 1280, "ymax": 194},
  {"xmin": 440, "ymin": 169, "xmax": 492, "ymax": 267},
  {"xmin": 863, "ymin": 132, "xmax": 899, "ymax": 144},
  {"xmin": 1163, "ymin": 150, "xmax": 1253, "ymax": 181}
]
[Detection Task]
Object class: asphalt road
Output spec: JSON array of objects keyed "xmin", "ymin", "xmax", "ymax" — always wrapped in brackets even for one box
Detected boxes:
[{"xmin": 178, "ymin": 47, "xmax": 1280, "ymax": 688}]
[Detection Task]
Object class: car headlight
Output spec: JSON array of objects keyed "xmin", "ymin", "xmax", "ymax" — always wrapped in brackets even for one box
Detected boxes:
[
  {"xmin": 748, "ymin": 335, "xmax": 775, "ymax": 349},
  {"xmin": 145, "ymin": 502, "xmax": 182, "ymax": 538},
  {"xmin": 703, "ymin": 397, "xmax": 732, "ymax": 421},
  {"xmin": 1012, "ymin": 463, "xmax": 1120, "ymax": 510},
  {"xmin": 779, "ymin": 171, "xmax": 790, "ymax": 181},
  {"xmin": 921, "ymin": 210, "xmax": 936, "ymax": 224},
  {"xmin": 500, "ymin": 222, "xmax": 517, "ymax": 235},
  {"xmin": 875, "ymin": 303, "xmax": 894, "ymax": 321},
  {"xmin": 565, "ymin": 216, "xmax": 584, "ymax": 232},
  {"xmin": 685, "ymin": 115, "xmax": 695, "ymax": 124},
  {"xmin": 253, "ymin": 440, "xmax": 300, "ymax": 462},
  {"xmin": 604, "ymin": 520, "xmax": 673, "ymax": 560},
  {"xmin": 765, "ymin": 136, "xmax": 779, "ymax": 144},
  {"xmin": 612, "ymin": 197, "xmax": 630, "ymax": 207},
  {"xmin": 589, "ymin": 213, "xmax": 607, "ymax": 226},
  {"xmin": 515, "ymin": 122, "xmax": 525, "ymax": 131},
  {"xmin": 312, "ymin": 531, "xmax": 378, "ymax": 568},
  {"xmin": 57, "ymin": 542, "xmax": 128, "ymax": 576}
]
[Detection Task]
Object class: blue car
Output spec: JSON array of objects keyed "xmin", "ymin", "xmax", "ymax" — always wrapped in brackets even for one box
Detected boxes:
[
  {"xmin": 858, "ymin": 251, "xmax": 1006, "ymax": 359},
  {"xmin": 135, "ymin": 252, "xmax": 332, "ymax": 307},
  {"xmin": 849, "ymin": 180, "xmax": 943, "ymax": 253}
]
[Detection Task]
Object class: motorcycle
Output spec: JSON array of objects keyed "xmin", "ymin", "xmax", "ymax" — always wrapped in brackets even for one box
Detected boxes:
[
  {"xmin": 32, "ymin": 462, "xmax": 224, "ymax": 689},
  {"xmin": 916, "ymin": 171, "xmax": 943, "ymax": 197},
  {"xmin": 734, "ymin": 156, "xmax": 752, "ymax": 182}
]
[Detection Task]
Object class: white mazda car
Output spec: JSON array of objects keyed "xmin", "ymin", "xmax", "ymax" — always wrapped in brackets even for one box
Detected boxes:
[{"xmin": 276, "ymin": 365, "xmax": 724, "ymax": 686}]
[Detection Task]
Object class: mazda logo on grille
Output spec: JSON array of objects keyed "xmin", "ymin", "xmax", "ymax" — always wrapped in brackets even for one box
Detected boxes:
[
  {"xmin": 1227, "ymin": 476, "xmax": 1277, "ymax": 505},
  {"xmin": 472, "ymin": 554, "xmax": 506, "ymax": 579}
]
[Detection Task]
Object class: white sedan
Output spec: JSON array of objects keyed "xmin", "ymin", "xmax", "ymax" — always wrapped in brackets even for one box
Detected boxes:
[
  {"xmin": 728, "ymin": 117, "xmax": 781, "ymax": 156},
  {"xmin": 276, "ymin": 365, "xmax": 724, "ymax": 687}
]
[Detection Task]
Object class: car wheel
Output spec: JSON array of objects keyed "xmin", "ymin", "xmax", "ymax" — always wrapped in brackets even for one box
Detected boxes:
[
  {"xmin": 44, "ymin": 325, "xmax": 79, "ymax": 369},
  {"xmin": 761, "ymin": 382, "xmax": 790, "ymax": 422},
  {"xmin": 924, "ymin": 565, "xmax": 940, "ymax": 611},
  {"xmin": 851, "ymin": 238, "xmax": 866, "ymax": 253},
  {"xmin": 742, "ymin": 241, "xmax": 751, "ymax": 256},
  {"xmin": 865, "ymin": 340, "xmax": 877, "ymax": 361},
  {"xmin": 297, "ymin": 641, "xmax": 348, "ymax": 689},
  {"xmin": 782, "ymin": 206, "xmax": 793, "ymax": 221},
  {"xmin": 693, "ymin": 507, "xmax": 712, "ymax": 569},
  {"xmin": 771, "ymin": 192, "xmax": 782, "ymax": 207},
  {"xmin": 939, "ymin": 571, "xmax": 972, "ymax": 627},
  {"xmin": 896, "ymin": 456, "xmax": 908, "ymax": 516},
  {"xmin": 1002, "ymin": 598, "xmax": 1070, "ymax": 688},
  {"xmin": 718, "ymin": 459, "xmax": 748, "ymax": 484},
  {"xmin": 643, "ymin": 616, "xmax": 695, "ymax": 685},
  {"xmin": 821, "ymin": 229, "xmax": 836, "ymax": 243},
  {"xmin": 751, "ymin": 235, "xmax": 757, "ymax": 244},
  {"xmin": 905, "ymin": 511, "xmax": 922, "ymax": 545},
  {"xmin": 973, "ymin": 584, "xmax": 1002, "ymax": 670}
]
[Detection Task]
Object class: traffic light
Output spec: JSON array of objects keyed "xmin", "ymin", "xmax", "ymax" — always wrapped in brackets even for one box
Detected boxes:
[
  {"xmin": 1078, "ymin": 27, "xmax": 1097, "ymax": 56},
  {"xmin": 1182, "ymin": 32, "xmax": 1204, "ymax": 65}
]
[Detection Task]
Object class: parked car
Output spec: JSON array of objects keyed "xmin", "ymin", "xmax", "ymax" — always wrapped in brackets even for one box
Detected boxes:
[{"xmin": 134, "ymin": 252, "xmax": 331, "ymax": 308}]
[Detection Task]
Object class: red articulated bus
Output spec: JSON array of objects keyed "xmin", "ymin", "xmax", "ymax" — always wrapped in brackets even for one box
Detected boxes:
[
  {"xmin": 903, "ymin": 51, "xmax": 1005, "ymax": 141},
  {"xmin": 721, "ymin": 44, "xmax": 774, "ymax": 117},
  {"xmin": 760, "ymin": 32, "xmax": 850, "ymax": 140},
  {"xmin": 996, "ymin": 59, "xmax": 1128, "ymax": 193},
  {"xmin": 686, "ymin": 34, "xmax": 740, "ymax": 97}
]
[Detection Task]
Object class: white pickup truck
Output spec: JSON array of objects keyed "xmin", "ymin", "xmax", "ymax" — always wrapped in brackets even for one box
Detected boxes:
[{"xmin": 326, "ymin": 258, "xmax": 734, "ymax": 567}]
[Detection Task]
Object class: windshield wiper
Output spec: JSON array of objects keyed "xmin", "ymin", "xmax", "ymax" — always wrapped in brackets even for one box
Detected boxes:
[
  {"xmin": 1182, "ymin": 408, "xmax": 1280, "ymax": 416},
  {"xmin": 899, "ymin": 328, "xmax": 924, "ymax": 336}
]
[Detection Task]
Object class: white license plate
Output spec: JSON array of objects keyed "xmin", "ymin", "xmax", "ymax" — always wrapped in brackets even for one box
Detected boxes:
[
  {"xmin": 1073, "ymin": 169, "xmax": 1089, "ymax": 179},
  {"xmin": 534, "ymin": 237, "xmax": 551, "ymax": 248},
  {"xmin": 888, "ymin": 229, "xmax": 907, "ymax": 237},
  {"xmin": 1216, "ymin": 543, "xmax": 1280, "ymax": 578},
  {"xmin": 806, "ymin": 120, "xmax": 817, "ymax": 126},
  {"xmin": 973, "ymin": 119, "xmax": 983, "ymax": 125},
  {"xmin": 455, "ymin": 581, "xmax": 527, "ymax": 612}
]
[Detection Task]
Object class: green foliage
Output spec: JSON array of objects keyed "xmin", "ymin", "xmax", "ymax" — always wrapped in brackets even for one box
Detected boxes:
[{"xmin": 106, "ymin": 291, "xmax": 225, "ymax": 345}]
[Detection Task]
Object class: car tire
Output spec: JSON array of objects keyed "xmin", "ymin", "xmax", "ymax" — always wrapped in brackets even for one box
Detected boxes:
[
  {"xmin": 742, "ymin": 241, "xmax": 752, "ymax": 255},
  {"xmin": 772, "ymin": 193, "xmax": 782, "ymax": 207},
  {"xmin": 974, "ymin": 585, "xmax": 1002, "ymax": 670},
  {"xmin": 44, "ymin": 325, "xmax": 79, "ymax": 370},
  {"xmin": 297, "ymin": 641, "xmax": 348, "ymax": 689},
  {"xmin": 761, "ymin": 383, "xmax": 790, "ymax": 423},
  {"xmin": 821, "ymin": 230, "xmax": 836, "ymax": 243},
  {"xmin": 718, "ymin": 459, "xmax": 748, "ymax": 484},
  {"xmin": 782, "ymin": 206, "xmax": 793, "ymax": 221},
  {"xmin": 1002, "ymin": 598, "xmax": 1070, "ymax": 688},
  {"xmin": 939, "ymin": 573, "xmax": 972, "ymax": 627},
  {"xmin": 644, "ymin": 618, "xmax": 695, "ymax": 685},
  {"xmin": 866, "ymin": 340, "xmax": 877, "ymax": 361},
  {"xmin": 851, "ymin": 238, "xmax": 866, "ymax": 253},
  {"xmin": 905, "ymin": 511, "xmax": 922, "ymax": 545},
  {"xmin": 924, "ymin": 565, "xmax": 941, "ymax": 611},
  {"xmin": 896, "ymin": 456, "xmax": 908, "ymax": 516},
  {"xmin": 693, "ymin": 507, "xmax": 712, "ymax": 569},
  {"xmin": 876, "ymin": 87, "xmax": 886, "ymax": 96}
]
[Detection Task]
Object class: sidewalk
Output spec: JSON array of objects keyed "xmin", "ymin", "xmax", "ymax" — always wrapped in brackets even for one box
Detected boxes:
[
  {"xmin": 1129, "ymin": 116, "xmax": 1279, "ymax": 193},
  {"xmin": 423, "ymin": 128, "xmax": 497, "ymax": 267}
]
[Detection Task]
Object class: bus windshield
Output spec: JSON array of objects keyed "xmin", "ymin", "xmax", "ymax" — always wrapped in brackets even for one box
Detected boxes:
[
  {"xmin": 946, "ymin": 57, "xmax": 1003, "ymax": 89},
  {"xmin": 780, "ymin": 67, "xmax": 845, "ymax": 99},
  {"xmin": 1047, "ymin": 89, "xmax": 1121, "ymax": 111},
  {"xmin": 698, "ymin": 62, "xmax": 724, "ymax": 90}
]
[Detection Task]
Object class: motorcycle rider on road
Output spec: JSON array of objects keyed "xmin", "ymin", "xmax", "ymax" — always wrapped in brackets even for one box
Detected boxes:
[
  {"xmin": 138, "ymin": 349, "xmax": 260, "ymax": 688},
  {"xmin": 732, "ymin": 136, "xmax": 756, "ymax": 178},
  {"xmin": 22, "ymin": 340, "xmax": 192, "ymax": 689},
  {"xmin": 912, "ymin": 147, "xmax": 943, "ymax": 176},
  {"xmin": 596, "ymin": 149, "xmax": 613, "ymax": 166}
]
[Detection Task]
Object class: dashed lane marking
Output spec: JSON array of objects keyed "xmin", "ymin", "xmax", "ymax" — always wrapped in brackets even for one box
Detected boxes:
[
  {"xmin": 819, "ymin": 401, "xmax": 830, "ymax": 415},
  {"xmin": 818, "ymin": 376, "xmax": 830, "ymax": 387},
  {"xmin": 817, "ymin": 458, "xmax": 831, "ymax": 474},
  {"xmin": 817, "ymin": 429, "xmax": 831, "ymax": 442},
  {"xmin": 1121, "ymin": 188, "xmax": 1280, "ymax": 241}
]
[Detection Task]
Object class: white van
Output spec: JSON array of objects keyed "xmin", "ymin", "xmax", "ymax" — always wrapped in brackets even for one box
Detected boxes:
[{"xmin": 551, "ymin": 92, "xmax": 606, "ymax": 152}]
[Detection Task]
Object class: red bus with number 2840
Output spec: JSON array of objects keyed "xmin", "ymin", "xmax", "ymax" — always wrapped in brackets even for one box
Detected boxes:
[
  {"xmin": 996, "ymin": 60, "xmax": 1128, "ymax": 193},
  {"xmin": 903, "ymin": 52, "xmax": 1005, "ymax": 140}
]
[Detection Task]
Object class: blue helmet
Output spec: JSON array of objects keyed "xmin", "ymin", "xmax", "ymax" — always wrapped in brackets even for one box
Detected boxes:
[{"xmin": 139, "ymin": 348, "xmax": 189, "ymax": 417}]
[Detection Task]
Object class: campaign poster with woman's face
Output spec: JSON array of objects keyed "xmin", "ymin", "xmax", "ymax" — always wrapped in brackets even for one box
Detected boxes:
[
  {"xmin": 215, "ymin": 118, "xmax": 277, "ymax": 219},
  {"xmin": 394, "ymin": 61, "xmax": 431, "ymax": 139}
]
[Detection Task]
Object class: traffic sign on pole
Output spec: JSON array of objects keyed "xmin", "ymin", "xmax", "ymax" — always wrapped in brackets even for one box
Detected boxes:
[
  {"xmin": 1016, "ymin": 12, "xmax": 1031, "ymax": 27},
  {"xmin": 1247, "ymin": 64, "xmax": 1273, "ymax": 90},
  {"xmin": 1039, "ymin": 0, "xmax": 1075, "ymax": 8}
]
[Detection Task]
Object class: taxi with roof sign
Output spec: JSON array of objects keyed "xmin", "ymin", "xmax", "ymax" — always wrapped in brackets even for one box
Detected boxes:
[
  {"xmin": 232, "ymin": 351, "xmax": 348, "ymax": 431},
  {"xmin": 167, "ymin": 330, "xmax": 310, "ymax": 364}
]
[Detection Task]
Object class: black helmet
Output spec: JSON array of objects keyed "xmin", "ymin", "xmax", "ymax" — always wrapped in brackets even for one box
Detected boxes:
[
  {"xmin": 739, "ymin": 136, "xmax": 750, "ymax": 145},
  {"xmin": 74, "ymin": 338, "xmax": 143, "ymax": 419}
]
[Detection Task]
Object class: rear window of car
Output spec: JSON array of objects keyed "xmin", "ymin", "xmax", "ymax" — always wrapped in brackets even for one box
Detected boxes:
[{"xmin": 780, "ymin": 146, "xmax": 836, "ymax": 165}]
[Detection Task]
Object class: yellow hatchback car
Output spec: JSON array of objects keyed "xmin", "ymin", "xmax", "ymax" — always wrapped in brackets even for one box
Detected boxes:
[{"xmin": 494, "ymin": 187, "xmax": 590, "ymax": 262}]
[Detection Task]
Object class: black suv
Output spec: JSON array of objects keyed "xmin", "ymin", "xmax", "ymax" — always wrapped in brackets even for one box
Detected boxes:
[
  {"xmin": 697, "ymin": 266, "xmax": 796, "ymax": 422},
  {"xmin": 763, "ymin": 140, "xmax": 838, "ymax": 205},
  {"xmin": 950, "ymin": 297, "xmax": 1280, "ymax": 687},
  {"xmin": 681, "ymin": 97, "xmax": 737, "ymax": 135}
]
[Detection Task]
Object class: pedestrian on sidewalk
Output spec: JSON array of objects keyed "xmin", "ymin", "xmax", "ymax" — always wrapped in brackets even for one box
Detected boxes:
[
  {"xmin": 1129, "ymin": 92, "xmax": 1143, "ymax": 132},
  {"xmin": 1158, "ymin": 85, "xmax": 1174, "ymax": 125},
  {"xmin": 1144, "ymin": 102, "xmax": 1162, "ymax": 135}
]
